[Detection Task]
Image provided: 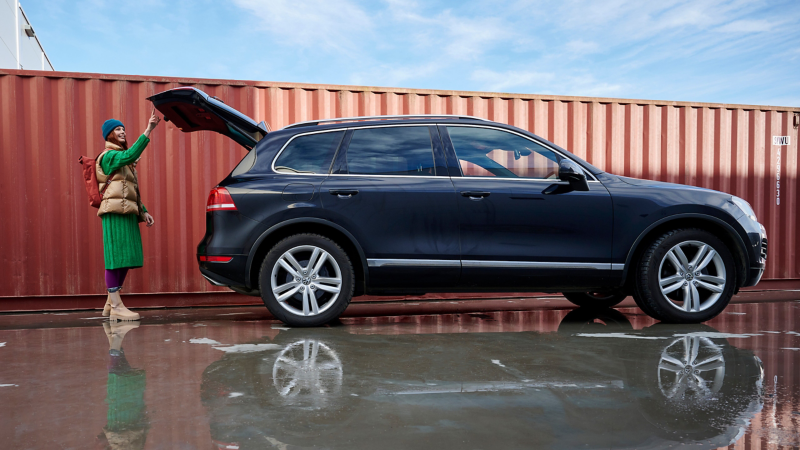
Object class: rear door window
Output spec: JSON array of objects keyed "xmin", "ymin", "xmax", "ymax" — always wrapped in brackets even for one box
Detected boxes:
[
  {"xmin": 447, "ymin": 126, "xmax": 560, "ymax": 179},
  {"xmin": 273, "ymin": 131, "xmax": 345, "ymax": 174},
  {"xmin": 345, "ymin": 126, "xmax": 436, "ymax": 176}
]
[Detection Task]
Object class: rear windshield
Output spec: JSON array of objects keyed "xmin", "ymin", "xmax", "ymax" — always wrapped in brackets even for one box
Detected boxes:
[{"xmin": 274, "ymin": 131, "xmax": 345, "ymax": 174}]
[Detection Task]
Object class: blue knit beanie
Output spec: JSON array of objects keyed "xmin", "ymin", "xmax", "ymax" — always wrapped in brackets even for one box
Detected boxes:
[{"xmin": 102, "ymin": 119, "xmax": 124, "ymax": 140}]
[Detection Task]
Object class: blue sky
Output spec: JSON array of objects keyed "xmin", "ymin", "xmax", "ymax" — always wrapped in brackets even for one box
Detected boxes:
[{"xmin": 21, "ymin": 0, "xmax": 800, "ymax": 106}]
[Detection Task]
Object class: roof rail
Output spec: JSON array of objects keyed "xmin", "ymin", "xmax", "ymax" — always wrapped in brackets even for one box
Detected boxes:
[{"xmin": 282, "ymin": 114, "xmax": 490, "ymax": 130}]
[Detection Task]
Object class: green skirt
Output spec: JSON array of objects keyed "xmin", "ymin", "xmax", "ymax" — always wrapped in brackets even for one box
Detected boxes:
[
  {"xmin": 106, "ymin": 369, "xmax": 147, "ymax": 430},
  {"xmin": 102, "ymin": 213, "xmax": 143, "ymax": 270}
]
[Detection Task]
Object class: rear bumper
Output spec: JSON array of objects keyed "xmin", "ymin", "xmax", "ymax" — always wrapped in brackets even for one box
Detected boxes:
[
  {"xmin": 199, "ymin": 267, "xmax": 241, "ymax": 287},
  {"xmin": 198, "ymin": 255, "xmax": 248, "ymax": 288}
]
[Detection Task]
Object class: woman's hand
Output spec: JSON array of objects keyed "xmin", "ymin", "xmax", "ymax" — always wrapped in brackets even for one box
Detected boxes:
[
  {"xmin": 143, "ymin": 212, "xmax": 155, "ymax": 227},
  {"xmin": 143, "ymin": 109, "xmax": 161, "ymax": 138}
]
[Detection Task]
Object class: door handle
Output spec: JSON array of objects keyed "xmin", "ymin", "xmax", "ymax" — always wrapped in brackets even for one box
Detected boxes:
[
  {"xmin": 461, "ymin": 191, "xmax": 491, "ymax": 200},
  {"xmin": 329, "ymin": 189, "xmax": 359, "ymax": 198}
]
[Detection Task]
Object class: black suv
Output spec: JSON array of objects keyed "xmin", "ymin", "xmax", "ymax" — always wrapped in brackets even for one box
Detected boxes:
[{"xmin": 150, "ymin": 87, "xmax": 767, "ymax": 326}]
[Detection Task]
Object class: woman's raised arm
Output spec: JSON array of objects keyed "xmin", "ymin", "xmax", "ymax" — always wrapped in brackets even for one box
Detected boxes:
[{"xmin": 143, "ymin": 109, "xmax": 161, "ymax": 138}]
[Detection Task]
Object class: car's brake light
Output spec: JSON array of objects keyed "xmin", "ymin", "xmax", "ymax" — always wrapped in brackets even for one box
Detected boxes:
[
  {"xmin": 207, "ymin": 187, "xmax": 237, "ymax": 211},
  {"xmin": 199, "ymin": 256, "xmax": 233, "ymax": 262}
]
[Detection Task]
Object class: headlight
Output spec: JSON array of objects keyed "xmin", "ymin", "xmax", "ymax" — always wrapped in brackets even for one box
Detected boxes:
[{"xmin": 731, "ymin": 196, "xmax": 758, "ymax": 222}]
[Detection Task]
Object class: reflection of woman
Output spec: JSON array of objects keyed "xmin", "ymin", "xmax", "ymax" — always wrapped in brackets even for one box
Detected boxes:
[
  {"xmin": 98, "ymin": 322, "xmax": 148, "ymax": 449},
  {"xmin": 97, "ymin": 112, "xmax": 160, "ymax": 321}
]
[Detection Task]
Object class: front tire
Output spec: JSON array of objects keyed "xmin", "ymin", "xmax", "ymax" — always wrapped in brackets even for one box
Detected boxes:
[
  {"xmin": 634, "ymin": 229, "xmax": 736, "ymax": 323},
  {"xmin": 259, "ymin": 234, "xmax": 354, "ymax": 327}
]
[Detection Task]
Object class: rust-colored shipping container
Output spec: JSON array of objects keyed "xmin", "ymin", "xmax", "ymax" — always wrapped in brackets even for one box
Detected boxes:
[{"xmin": 0, "ymin": 69, "xmax": 798, "ymax": 310}]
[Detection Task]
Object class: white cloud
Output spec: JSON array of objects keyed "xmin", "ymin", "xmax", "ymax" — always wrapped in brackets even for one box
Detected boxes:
[
  {"xmin": 439, "ymin": 14, "xmax": 513, "ymax": 61},
  {"xmin": 565, "ymin": 40, "xmax": 600, "ymax": 55},
  {"xmin": 471, "ymin": 68, "xmax": 554, "ymax": 92},
  {"xmin": 386, "ymin": 2, "xmax": 514, "ymax": 61},
  {"xmin": 232, "ymin": 0, "xmax": 374, "ymax": 53},
  {"xmin": 349, "ymin": 61, "xmax": 443, "ymax": 87},
  {"xmin": 716, "ymin": 19, "xmax": 774, "ymax": 33},
  {"xmin": 470, "ymin": 69, "xmax": 623, "ymax": 97},
  {"xmin": 513, "ymin": 0, "xmax": 767, "ymax": 39}
]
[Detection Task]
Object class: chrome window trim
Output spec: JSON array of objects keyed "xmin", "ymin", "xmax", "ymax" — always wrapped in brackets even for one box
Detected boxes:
[
  {"xmin": 368, "ymin": 259, "xmax": 461, "ymax": 268},
  {"xmin": 367, "ymin": 259, "xmax": 624, "ymax": 270},
  {"xmin": 282, "ymin": 114, "xmax": 489, "ymax": 130},
  {"xmin": 271, "ymin": 124, "xmax": 440, "ymax": 177},
  {"xmin": 270, "ymin": 123, "xmax": 600, "ymax": 183},
  {"xmin": 443, "ymin": 124, "xmax": 599, "ymax": 182},
  {"xmin": 456, "ymin": 176, "xmax": 600, "ymax": 184},
  {"xmin": 271, "ymin": 128, "xmax": 348, "ymax": 175},
  {"xmin": 328, "ymin": 174, "xmax": 442, "ymax": 179}
]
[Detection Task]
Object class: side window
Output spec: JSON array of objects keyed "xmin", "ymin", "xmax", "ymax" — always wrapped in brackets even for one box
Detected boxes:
[
  {"xmin": 447, "ymin": 126, "xmax": 560, "ymax": 179},
  {"xmin": 274, "ymin": 131, "xmax": 345, "ymax": 174},
  {"xmin": 345, "ymin": 127, "xmax": 435, "ymax": 176}
]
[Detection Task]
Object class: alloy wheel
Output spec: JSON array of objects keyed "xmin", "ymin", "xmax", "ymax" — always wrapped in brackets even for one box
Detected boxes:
[
  {"xmin": 657, "ymin": 335, "xmax": 725, "ymax": 399},
  {"xmin": 270, "ymin": 245, "xmax": 343, "ymax": 317},
  {"xmin": 657, "ymin": 240, "xmax": 727, "ymax": 313},
  {"xmin": 272, "ymin": 339, "xmax": 343, "ymax": 406}
]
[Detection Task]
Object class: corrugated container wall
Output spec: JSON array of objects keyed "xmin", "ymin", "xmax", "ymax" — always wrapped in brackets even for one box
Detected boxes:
[{"xmin": 0, "ymin": 69, "xmax": 798, "ymax": 301}]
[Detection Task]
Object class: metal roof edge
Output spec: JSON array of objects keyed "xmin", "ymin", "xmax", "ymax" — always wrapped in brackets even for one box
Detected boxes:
[{"xmin": 1, "ymin": 68, "xmax": 798, "ymax": 112}]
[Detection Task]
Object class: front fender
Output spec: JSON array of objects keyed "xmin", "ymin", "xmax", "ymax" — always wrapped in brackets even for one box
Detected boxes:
[{"xmin": 620, "ymin": 212, "xmax": 749, "ymax": 287}]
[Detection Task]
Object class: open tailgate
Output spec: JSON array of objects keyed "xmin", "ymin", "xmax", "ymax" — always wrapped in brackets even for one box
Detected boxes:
[{"xmin": 148, "ymin": 87, "xmax": 268, "ymax": 150}]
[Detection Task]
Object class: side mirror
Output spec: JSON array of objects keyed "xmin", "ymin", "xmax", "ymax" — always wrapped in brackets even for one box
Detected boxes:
[{"xmin": 559, "ymin": 159, "xmax": 589, "ymax": 192}]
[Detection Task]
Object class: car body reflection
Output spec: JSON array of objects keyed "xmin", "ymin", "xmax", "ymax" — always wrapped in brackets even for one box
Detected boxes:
[{"xmin": 200, "ymin": 308, "xmax": 764, "ymax": 449}]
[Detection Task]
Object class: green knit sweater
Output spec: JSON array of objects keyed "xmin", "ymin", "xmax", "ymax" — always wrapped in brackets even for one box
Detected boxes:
[{"xmin": 100, "ymin": 135, "xmax": 149, "ymax": 270}]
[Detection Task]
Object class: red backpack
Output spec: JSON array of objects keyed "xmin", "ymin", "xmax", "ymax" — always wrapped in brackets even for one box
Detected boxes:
[{"xmin": 78, "ymin": 152, "xmax": 114, "ymax": 208}]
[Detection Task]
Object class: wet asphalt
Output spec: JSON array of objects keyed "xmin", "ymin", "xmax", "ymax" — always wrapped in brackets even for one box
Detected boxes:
[{"xmin": 0, "ymin": 300, "xmax": 799, "ymax": 449}]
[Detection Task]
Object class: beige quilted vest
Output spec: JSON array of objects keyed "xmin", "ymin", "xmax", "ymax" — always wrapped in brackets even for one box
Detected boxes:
[{"xmin": 96, "ymin": 143, "xmax": 142, "ymax": 217}]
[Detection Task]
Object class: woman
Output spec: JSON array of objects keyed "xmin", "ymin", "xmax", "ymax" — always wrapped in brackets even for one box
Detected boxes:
[{"xmin": 97, "ymin": 111, "xmax": 160, "ymax": 321}]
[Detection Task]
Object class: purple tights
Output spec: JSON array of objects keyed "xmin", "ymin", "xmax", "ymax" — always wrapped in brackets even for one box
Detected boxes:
[{"xmin": 105, "ymin": 268, "xmax": 130, "ymax": 291}]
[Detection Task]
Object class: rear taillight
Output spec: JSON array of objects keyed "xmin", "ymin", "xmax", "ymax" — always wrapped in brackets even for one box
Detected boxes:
[
  {"xmin": 199, "ymin": 255, "xmax": 233, "ymax": 262},
  {"xmin": 207, "ymin": 187, "xmax": 237, "ymax": 212}
]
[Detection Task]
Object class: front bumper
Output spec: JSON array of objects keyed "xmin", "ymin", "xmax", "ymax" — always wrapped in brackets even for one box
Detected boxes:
[{"xmin": 742, "ymin": 223, "xmax": 767, "ymax": 287}]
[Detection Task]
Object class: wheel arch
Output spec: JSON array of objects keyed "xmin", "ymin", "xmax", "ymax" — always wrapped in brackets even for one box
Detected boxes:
[
  {"xmin": 246, "ymin": 218, "xmax": 368, "ymax": 296},
  {"xmin": 621, "ymin": 214, "xmax": 749, "ymax": 292}
]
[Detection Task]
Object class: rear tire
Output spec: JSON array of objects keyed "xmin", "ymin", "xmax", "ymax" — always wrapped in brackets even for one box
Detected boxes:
[
  {"xmin": 259, "ymin": 234, "xmax": 354, "ymax": 327},
  {"xmin": 563, "ymin": 291, "xmax": 627, "ymax": 308},
  {"xmin": 634, "ymin": 228, "xmax": 735, "ymax": 323}
]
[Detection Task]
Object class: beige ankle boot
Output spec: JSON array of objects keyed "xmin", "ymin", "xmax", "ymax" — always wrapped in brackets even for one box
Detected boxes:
[
  {"xmin": 102, "ymin": 295, "xmax": 111, "ymax": 317},
  {"xmin": 108, "ymin": 291, "xmax": 140, "ymax": 321},
  {"xmin": 103, "ymin": 287, "xmax": 124, "ymax": 316},
  {"xmin": 109, "ymin": 322, "xmax": 140, "ymax": 351},
  {"xmin": 102, "ymin": 322, "xmax": 114, "ymax": 347}
]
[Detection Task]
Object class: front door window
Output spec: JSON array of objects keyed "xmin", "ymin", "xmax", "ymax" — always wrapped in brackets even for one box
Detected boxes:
[{"xmin": 447, "ymin": 126, "xmax": 560, "ymax": 179}]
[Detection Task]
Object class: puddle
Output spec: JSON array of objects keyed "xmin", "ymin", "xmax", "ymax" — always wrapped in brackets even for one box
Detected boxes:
[
  {"xmin": 576, "ymin": 333, "xmax": 668, "ymax": 340},
  {"xmin": 189, "ymin": 338, "xmax": 222, "ymax": 345},
  {"xmin": 674, "ymin": 332, "xmax": 762, "ymax": 338},
  {"xmin": 213, "ymin": 344, "xmax": 281, "ymax": 353}
]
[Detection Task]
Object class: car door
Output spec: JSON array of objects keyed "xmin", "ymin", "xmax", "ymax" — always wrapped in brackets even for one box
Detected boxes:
[
  {"xmin": 439, "ymin": 125, "xmax": 615, "ymax": 290},
  {"xmin": 320, "ymin": 124, "xmax": 460, "ymax": 291}
]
